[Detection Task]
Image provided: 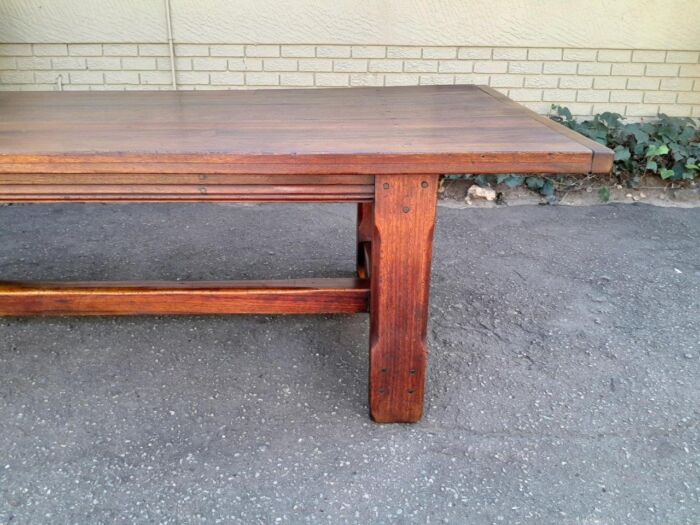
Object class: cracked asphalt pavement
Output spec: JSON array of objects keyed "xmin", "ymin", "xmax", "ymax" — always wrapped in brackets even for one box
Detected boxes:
[{"xmin": 1, "ymin": 202, "xmax": 698, "ymax": 524}]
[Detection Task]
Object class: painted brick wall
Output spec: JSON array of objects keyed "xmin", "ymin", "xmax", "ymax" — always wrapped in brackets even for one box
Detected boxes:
[{"xmin": 1, "ymin": 43, "xmax": 699, "ymax": 118}]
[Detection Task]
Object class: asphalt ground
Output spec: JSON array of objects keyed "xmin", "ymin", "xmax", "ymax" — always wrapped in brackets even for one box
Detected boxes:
[{"xmin": 1, "ymin": 202, "xmax": 698, "ymax": 524}]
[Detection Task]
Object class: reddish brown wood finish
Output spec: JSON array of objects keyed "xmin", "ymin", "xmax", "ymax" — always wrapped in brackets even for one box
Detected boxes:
[
  {"xmin": 477, "ymin": 86, "xmax": 613, "ymax": 173},
  {"xmin": 0, "ymin": 86, "xmax": 612, "ymax": 178},
  {"xmin": 0, "ymin": 85, "xmax": 615, "ymax": 423},
  {"xmin": 0, "ymin": 175, "xmax": 374, "ymax": 203},
  {"xmin": 361, "ymin": 243, "xmax": 372, "ymax": 280},
  {"xmin": 369, "ymin": 174, "xmax": 439, "ymax": 423},
  {"xmin": 356, "ymin": 203, "xmax": 374, "ymax": 278},
  {"xmin": 0, "ymin": 174, "xmax": 375, "ymax": 185},
  {"xmin": 0, "ymin": 279, "xmax": 369, "ymax": 316},
  {"xmin": 0, "ymin": 185, "xmax": 374, "ymax": 203}
]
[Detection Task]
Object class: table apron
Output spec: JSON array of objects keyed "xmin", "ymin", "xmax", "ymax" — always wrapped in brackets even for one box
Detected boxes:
[{"xmin": 0, "ymin": 173, "xmax": 375, "ymax": 203}]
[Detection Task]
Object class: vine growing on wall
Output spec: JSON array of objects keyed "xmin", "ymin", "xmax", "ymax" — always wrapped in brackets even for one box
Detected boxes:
[
  {"xmin": 447, "ymin": 106, "xmax": 699, "ymax": 203},
  {"xmin": 551, "ymin": 105, "xmax": 699, "ymax": 186}
]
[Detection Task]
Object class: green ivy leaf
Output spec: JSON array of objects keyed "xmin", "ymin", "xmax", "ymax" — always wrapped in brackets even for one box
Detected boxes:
[
  {"xmin": 474, "ymin": 174, "xmax": 490, "ymax": 187},
  {"xmin": 679, "ymin": 126, "xmax": 696, "ymax": 143},
  {"xmin": 673, "ymin": 163, "xmax": 685, "ymax": 179},
  {"xmin": 598, "ymin": 186, "xmax": 610, "ymax": 203},
  {"xmin": 556, "ymin": 105, "xmax": 572, "ymax": 121},
  {"xmin": 646, "ymin": 144, "xmax": 670, "ymax": 157},
  {"xmin": 628, "ymin": 125, "xmax": 650, "ymax": 144},
  {"xmin": 503, "ymin": 175, "xmax": 524, "ymax": 188},
  {"xmin": 541, "ymin": 180, "xmax": 555, "ymax": 197},
  {"xmin": 646, "ymin": 160, "xmax": 658, "ymax": 172},
  {"xmin": 525, "ymin": 177, "xmax": 545, "ymax": 190},
  {"xmin": 598, "ymin": 112, "xmax": 622, "ymax": 129},
  {"xmin": 614, "ymin": 146, "xmax": 631, "ymax": 161},
  {"xmin": 659, "ymin": 168, "xmax": 675, "ymax": 179}
]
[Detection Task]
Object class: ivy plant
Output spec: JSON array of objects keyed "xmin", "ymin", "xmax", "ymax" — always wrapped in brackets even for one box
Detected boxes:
[
  {"xmin": 445, "ymin": 107, "xmax": 698, "ymax": 203},
  {"xmin": 550, "ymin": 105, "xmax": 699, "ymax": 186}
]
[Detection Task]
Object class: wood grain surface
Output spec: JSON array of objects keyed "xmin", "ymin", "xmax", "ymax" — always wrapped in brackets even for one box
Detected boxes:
[
  {"xmin": 0, "ymin": 85, "xmax": 613, "ymax": 178},
  {"xmin": 356, "ymin": 203, "xmax": 374, "ymax": 278},
  {"xmin": 0, "ymin": 84, "xmax": 615, "ymax": 423},
  {"xmin": 369, "ymin": 174, "xmax": 439, "ymax": 423},
  {"xmin": 0, "ymin": 279, "xmax": 370, "ymax": 316}
]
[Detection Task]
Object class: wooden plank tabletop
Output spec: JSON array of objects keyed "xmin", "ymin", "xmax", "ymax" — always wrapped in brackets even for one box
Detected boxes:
[{"xmin": 0, "ymin": 85, "xmax": 612, "ymax": 175}]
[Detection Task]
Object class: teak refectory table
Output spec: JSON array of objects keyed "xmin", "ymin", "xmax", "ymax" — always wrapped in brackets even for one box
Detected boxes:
[{"xmin": 0, "ymin": 85, "xmax": 613, "ymax": 423}]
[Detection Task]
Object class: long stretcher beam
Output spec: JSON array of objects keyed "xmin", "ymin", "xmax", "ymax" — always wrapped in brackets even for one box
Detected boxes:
[{"xmin": 0, "ymin": 279, "xmax": 370, "ymax": 316}]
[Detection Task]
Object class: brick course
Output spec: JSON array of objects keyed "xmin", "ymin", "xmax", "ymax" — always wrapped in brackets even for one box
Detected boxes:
[{"xmin": 0, "ymin": 43, "xmax": 698, "ymax": 118}]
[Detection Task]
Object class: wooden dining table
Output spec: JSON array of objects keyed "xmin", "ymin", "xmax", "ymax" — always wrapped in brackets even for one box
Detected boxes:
[{"xmin": 0, "ymin": 85, "xmax": 613, "ymax": 423}]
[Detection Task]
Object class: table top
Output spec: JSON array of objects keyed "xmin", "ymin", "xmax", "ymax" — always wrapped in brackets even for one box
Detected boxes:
[{"xmin": 0, "ymin": 85, "xmax": 612, "ymax": 175}]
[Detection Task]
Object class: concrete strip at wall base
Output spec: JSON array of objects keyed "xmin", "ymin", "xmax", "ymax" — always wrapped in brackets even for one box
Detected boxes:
[{"xmin": 1, "ymin": 43, "xmax": 699, "ymax": 119}]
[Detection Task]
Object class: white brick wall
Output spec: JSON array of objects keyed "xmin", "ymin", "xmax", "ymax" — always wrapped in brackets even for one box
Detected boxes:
[{"xmin": 1, "ymin": 43, "xmax": 699, "ymax": 118}]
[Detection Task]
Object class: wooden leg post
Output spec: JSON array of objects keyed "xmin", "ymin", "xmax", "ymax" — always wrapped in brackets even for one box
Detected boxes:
[{"xmin": 369, "ymin": 174, "xmax": 438, "ymax": 423}]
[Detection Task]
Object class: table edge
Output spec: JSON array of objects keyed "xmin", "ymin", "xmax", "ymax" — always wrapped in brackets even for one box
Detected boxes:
[
  {"xmin": 0, "ymin": 151, "xmax": 603, "ymax": 175},
  {"xmin": 477, "ymin": 86, "xmax": 614, "ymax": 173}
]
